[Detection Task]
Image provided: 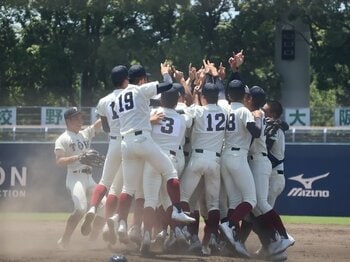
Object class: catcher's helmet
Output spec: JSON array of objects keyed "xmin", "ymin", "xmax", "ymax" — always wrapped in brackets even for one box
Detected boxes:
[{"xmin": 109, "ymin": 254, "xmax": 127, "ymax": 262}]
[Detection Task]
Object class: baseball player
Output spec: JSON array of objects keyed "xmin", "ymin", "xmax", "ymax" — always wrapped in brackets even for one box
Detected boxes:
[
  {"xmin": 180, "ymin": 82, "xmax": 226, "ymax": 256},
  {"xmin": 55, "ymin": 107, "xmax": 103, "ymax": 249},
  {"xmin": 80, "ymin": 65, "xmax": 129, "ymax": 240},
  {"xmin": 115, "ymin": 64, "xmax": 195, "ymax": 245},
  {"xmin": 141, "ymin": 85, "xmax": 193, "ymax": 254},
  {"xmin": 263, "ymin": 100, "xmax": 289, "ymax": 207},
  {"xmin": 219, "ymin": 79, "xmax": 262, "ymax": 258},
  {"xmin": 249, "ymin": 88, "xmax": 294, "ymax": 255}
]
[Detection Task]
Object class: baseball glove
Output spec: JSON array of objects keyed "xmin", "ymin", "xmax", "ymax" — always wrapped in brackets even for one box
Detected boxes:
[{"xmin": 79, "ymin": 149, "xmax": 105, "ymax": 167}]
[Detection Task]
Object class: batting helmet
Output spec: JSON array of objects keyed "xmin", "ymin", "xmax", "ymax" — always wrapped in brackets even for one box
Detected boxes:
[{"xmin": 109, "ymin": 254, "xmax": 127, "ymax": 262}]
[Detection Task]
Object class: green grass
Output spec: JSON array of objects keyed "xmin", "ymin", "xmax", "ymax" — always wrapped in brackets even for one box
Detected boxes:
[
  {"xmin": 281, "ymin": 215, "xmax": 350, "ymax": 225},
  {"xmin": 0, "ymin": 212, "xmax": 350, "ymax": 225}
]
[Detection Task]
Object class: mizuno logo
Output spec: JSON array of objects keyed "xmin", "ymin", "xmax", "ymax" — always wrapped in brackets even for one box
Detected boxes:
[{"xmin": 288, "ymin": 172, "xmax": 330, "ymax": 189}]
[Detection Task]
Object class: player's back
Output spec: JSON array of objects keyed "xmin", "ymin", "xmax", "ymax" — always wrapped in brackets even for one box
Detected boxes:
[
  {"xmin": 96, "ymin": 90, "xmax": 122, "ymax": 136},
  {"xmin": 116, "ymin": 82, "xmax": 158, "ymax": 135},
  {"xmin": 224, "ymin": 102, "xmax": 254, "ymax": 152},
  {"xmin": 151, "ymin": 107, "xmax": 191, "ymax": 151},
  {"xmin": 190, "ymin": 103, "xmax": 226, "ymax": 153}
]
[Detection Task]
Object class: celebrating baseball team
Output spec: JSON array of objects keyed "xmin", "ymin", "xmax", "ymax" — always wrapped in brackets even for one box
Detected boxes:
[{"xmin": 54, "ymin": 50, "xmax": 295, "ymax": 261}]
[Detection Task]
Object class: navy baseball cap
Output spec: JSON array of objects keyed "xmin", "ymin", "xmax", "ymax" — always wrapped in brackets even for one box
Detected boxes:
[
  {"xmin": 249, "ymin": 85, "xmax": 266, "ymax": 97},
  {"xmin": 128, "ymin": 64, "xmax": 151, "ymax": 80},
  {"xmin": 64, "ymin": 107, "xmax": 81, "ymax": 119},
  {"xmin": 202, "ymin": 83, "xmax": 219, "ymax": 96},
  {"xmin": 111, "ymin": 65, "xmax": 128, "ymax": 85},
  {"xmin": 228, "ymin": 79, "xmax": 250, "ymax": 94}
]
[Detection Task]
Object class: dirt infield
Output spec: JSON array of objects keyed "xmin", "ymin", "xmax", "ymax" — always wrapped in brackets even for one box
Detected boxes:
[{"xmin": 0, "ymin": 220, "xmax": 349, "ymax": 261}]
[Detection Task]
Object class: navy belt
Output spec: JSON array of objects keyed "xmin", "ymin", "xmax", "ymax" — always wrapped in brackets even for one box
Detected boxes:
[
  {"xmin": 170, "ymin": 150, "xmax": 176, "ymax": 156},
  {"xmin": 195, "ymin": 149, "xmax": 220, "ymax": 157},
  {"xmin": 73, "ymin": 168, "xmax": 92, "ymax": 174},
  {"xmin": 250, "ymin": 152, "xmax": 268, "ymax": 160},
  {"xmin": 122, "ymin": 130, "xmax": 143, "ymax": 139},
  {"xmin": 277, "ymin": 170, "xmax": 284, "ymax": 175},
  {"xmin": 110, "ymin": 136, "xmax": 117, "ymax": 140},
  {"xmin": 231, "ymin": 147, "xmax": 240, "ymax": 151}
]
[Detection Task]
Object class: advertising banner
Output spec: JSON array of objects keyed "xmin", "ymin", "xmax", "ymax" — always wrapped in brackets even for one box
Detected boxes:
[{"xmin": 0, "ymin": 142, "xmax": 349, "ymax": 216}]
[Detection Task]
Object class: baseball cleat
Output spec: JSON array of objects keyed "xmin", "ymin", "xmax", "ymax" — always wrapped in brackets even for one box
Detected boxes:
[
  {"xmin": 285, "ymin": 232, "xmax": 295, "ymax": 246},
  {"xmin": 201, "ymin": 244, "xmax": 211, "ymax": 256},
  {"xmin": 102, "ymin": 223, "xmax": 110, "ymax": 242},
  {"xmin": 268, "ymin": 232, "xmax": 292, "ymax": 255},
  {"xmin": 57, "ymin": 237, "xmax": 68, "ymax": 250},
  {"xmin": 208, "ymin": 233, "xmax": 220, "ymax": 254},
  {"xmin": 140, "ymin": 230, "xmax": 151, "ymax": 255},
  {"xmin": 163, "ymin": 229, "xmax": 176, "ymax": 251},
  {"xmin": 128, "ymin": 224, "xmax": 142, "ymax": 245},
  {"xmin": 181, "ymin": 225, "xmax": 192, "ymax": 240},
  {"xmin": 219, "ymin": 221, "xmax": 235, "ymax": 246},
  {"xmin": 107, "ymin": 215, "xmax": 119, "ymax": 245},
  {"xmin": 117, "ymin": 219, "xmax": 129, "ymax": 244},
  {"xmin": 81, "ymin": 207, "xmax": 96, "ymax": 236},
  {"xmin": 188, "ymin": 234, "xmax": 202, "ymax": 253},
  {"xmin": 151, "ymin": 229, "xmax": 167, "ymax": 248},
  {"xmin": 219, "ymin": 222, "xmax": 250, "ymax": 258},
  {"xmin": 271, "ymin": 250, "xmax": 288, "ymax": 261},
  {"xmin": 171, "ymin": 206, "xmax": 196, "ymax": 223}
]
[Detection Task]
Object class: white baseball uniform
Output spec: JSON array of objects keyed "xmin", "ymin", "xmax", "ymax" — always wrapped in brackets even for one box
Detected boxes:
[
  {"xmin": 248, "ymin": 109, "xmax": 273, "ymax": 215},
  {"xmin": 54, "ymin": 126, "xmax": 97, "ymax": 212},
  {"xmin": 180, "ymin": 104, "xmax": 225, "ymax": 212},
  {"xmin": 221, "ymin": 102, "xmax": 257, "ymax": 210},
  {"xmin": 143, "ymin": 106, "xmax": 192, "ymax": 209},
  {"xmin": 95, "ymin": 90, "xmax": 123, "ymax": 195},
  {"xmin": 267, "ymin": 127, "xmax": 286, "ymax": 207},
  {"xmin": 116, "ymin": 82, "xmax": 178, "ymax": 197}
]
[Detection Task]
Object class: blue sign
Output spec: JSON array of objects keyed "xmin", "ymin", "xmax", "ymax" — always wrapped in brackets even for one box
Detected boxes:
[{"xmin": 275, "ymin": 144, "xmax": 350, "ymax": 216}]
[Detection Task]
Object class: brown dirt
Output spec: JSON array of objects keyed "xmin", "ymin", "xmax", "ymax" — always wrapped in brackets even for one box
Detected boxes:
[{"xmin": 0, "ymin": 220, "xmax": 349, "ymax": 261}]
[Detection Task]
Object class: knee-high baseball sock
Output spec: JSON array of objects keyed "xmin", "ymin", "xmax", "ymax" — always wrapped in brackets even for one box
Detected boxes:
[
  {"xmin": 202, "ymin": 210, "xmax": 220, "ymax": 245},
  {"xmin": 105, "ymin": 194, "xmax": 118, "ymax": 218},
  {"xmin": 143, "ymin": 207, "xmax": 155, "ymax": 233},
  {"xmin": 188, "ymin": 210, "xmax": 200, "ymax": 236},
  {"xmin": 166, "ymin": 178, "xmax": 181, "ymax": 208},
  {"xmin": 229, "ymin": 202, "xmax": 252, "ymax": 234},
  {"xmin": 259, "ymin": 211, "xmax": 279, "ymax": 241},
  {"xmin": 265, "ymin": 209, "xmax": 288, "ymax": 238},
  {"xmin": 90, "ymin": 184, "xmax": 107, "ymax": 208},
  {"xmin": 154, "ymin": 206, "xmax": 167, "ymax": 232},
  {"xmin": 132, "ymin": 198, "xmax": 144, "ymax": 227},
  {"xmin": 117, "ymin": 192, "xmax": 133, "ymax": 222},
  {"xmin": 253, "ymin": 216, "xmax": 272, "ymax": 247}
]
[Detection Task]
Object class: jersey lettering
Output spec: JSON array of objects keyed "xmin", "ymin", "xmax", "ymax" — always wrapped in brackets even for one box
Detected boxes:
[
  {"xmin": 153, "ymin": 116, "xmax": 181, "ymax": 137},
  {"xmin": 226, "ymin": 113, "xmax": 236, "ymax": 131},
  {"xmin": 161, "ymin": 117, "xmax": 174, "ymax": 134},
  {"xmin": 118, "ymin": 91, "xmax": 135, "ymax": 113},
  {"xmin": 109, "ymin": 101, "xmax": 119, "ymax": 119},
  {"xmin": 206, "ymin": 113, "xmax": 226, "ymax": 131}
]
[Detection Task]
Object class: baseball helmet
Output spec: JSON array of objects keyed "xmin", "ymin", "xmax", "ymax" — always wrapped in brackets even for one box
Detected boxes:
[{"xmin": 109, "ymin": 254, "xmax": 127, "ymax": 262}]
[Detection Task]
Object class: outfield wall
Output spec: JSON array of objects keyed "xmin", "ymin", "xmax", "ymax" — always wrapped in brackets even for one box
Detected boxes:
[{"xmin": 0, "ymin": 142, "xmax": 349, "ymax": 216}]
